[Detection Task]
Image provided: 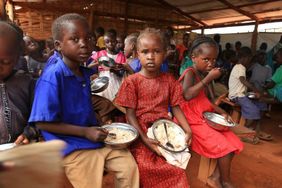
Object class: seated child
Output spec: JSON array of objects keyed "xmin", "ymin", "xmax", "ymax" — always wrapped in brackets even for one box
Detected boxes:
[
  {"xmin": 179, "ymin": 36, "xmax": 243, "ymax": 188},
  {"xmin": 229, "ymin": 47, "xmax": 271, "ymax": 141},
  {"xmin": 115, "ymin": 28, "xmax": 192, "ymax": 188},
  {"xmin": 89, "ymin": 29, "xmax": 127, "ymax": 101},
  {"xmin": 249, "ymin": 51, "xmax": 272, "ymax": 92},
  {"xmin": 0, "ymin": 21, "xmax": 38, "ymax": 145},
  {"xmin": 264, "ymin": 48, "xmax": 282, "ymax": 102},
  {"xmin": 28, "ymin": 13, "xmax": 139, "ymax": 188},
  {"xmin": 23, "ymin": 35, "xmax": 47, "ymax": 77}
]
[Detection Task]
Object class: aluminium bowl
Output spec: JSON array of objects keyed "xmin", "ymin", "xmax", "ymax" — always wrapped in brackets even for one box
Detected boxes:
[
  {"xmin": 247, "ymin": 92, "xmax": 257, "ymax": 99},
  {"xmin": 0, "ymin": 143, "xmax": 16, "ymax": 151},
  {"xmin": 203, "ymin": 112, "xmax": 236, "ymax": 131},
  {"xmin": 91, "ymin": 76, "xmax": 109, "ymax": 93},
  {"xmin": 102, "ymin": 123, "xmax": 139, "ymax": 149},
  {"xmin": 152, "ymin": 119, "xmax": 187, "ymax": 153},
  {"xmin": 98, "ymin": 56, "xmax": 116, "ymax": 68}
]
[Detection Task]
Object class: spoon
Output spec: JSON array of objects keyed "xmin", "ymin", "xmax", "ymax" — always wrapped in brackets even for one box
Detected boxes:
[{"xmin": 163, "ymin": 122, "xmax": 174, "ymax": 149}]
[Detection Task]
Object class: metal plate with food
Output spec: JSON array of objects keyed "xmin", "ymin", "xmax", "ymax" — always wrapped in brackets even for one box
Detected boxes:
[
  {"xmin": 203, "ymin": 112, "xmax": 237, "ymax": 131},
  {"xmin": 152, "ymin": 119, "xmax": 187, "ymax": 153},
  {"xmin": 0, "ymin": 143, "xmax": 16, "ymax": 151},
  {"xmin": 102, "ymin": 123, "xmax": 139, "ymax": 149},
  {"xmin": 91, "ymin": 76, "xmax": 109, "ymax": 94},
  {"xmin": 98, "ymin": 56, "xmax": 116, "ymax": 68}
]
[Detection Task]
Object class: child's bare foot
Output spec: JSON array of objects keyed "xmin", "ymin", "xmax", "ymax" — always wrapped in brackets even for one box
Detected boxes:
[
  {"xmin": 207, "ymin": 176, "xmax": 222, "ymax": 188},
  {"xmin": 222, "ymin": 181, "xmax": 235, "ymax": 188}
]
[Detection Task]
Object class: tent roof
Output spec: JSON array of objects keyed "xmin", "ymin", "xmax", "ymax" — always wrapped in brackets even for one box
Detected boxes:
[
  {"xmin": 8, "ymin": 0, "xmax": 282, "ymax": 39},
  {"xmin": 163, "ymin": 0, "xmax": 282, "ymax": 28}
]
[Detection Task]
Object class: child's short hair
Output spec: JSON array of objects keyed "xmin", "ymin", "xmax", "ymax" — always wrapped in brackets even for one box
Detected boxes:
[
  {"xmin": 237, "ymin": 46, "xmax": 252, "ymax": 59},
  {"xmin": 125, "ymin": 33, "xmax": 139, "ymax": 45},
  {"xmin": 95, "ymin": 26, "xmax": 104, "ymax": 36},
  {"xmin": 0, "ymin": 21, "xmax": 24, "ymax": 52},
  {"xmin": 137, "ymin": 27, "xmax": 166, "ymax": 50},
  {"xmin": 104, "ymin": 29, "xmax": 117, "ymax": 39},
  {"xmin": 52, "ymin": 13, "xmax": 87, "ymax": 41},
  {"xmin": 190, "ymin": 36, "xmax": 218, "ymax": 57}
]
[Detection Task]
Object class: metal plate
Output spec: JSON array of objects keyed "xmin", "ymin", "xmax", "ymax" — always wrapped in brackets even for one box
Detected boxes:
[
  {"xmin": 0, "ymin": 143, "xmax": 16, "ymax": 151},
  {"xmin": 98, "ymin": 56, "xmax": 116, "ymax": 68},
  {"xmin": 152, "ymin": 119, "xmax": 187, "ymax": 153},
  {"xmin": 91, "ymin": 76, "xmax": 109, "ymax": 93},
  {"xmin": 203, "ymin": 112, "xmax": 235, "ymax": 127},
  {"xmin": 102, "ymin": 123, "xmax": 139, "ymax": 146}
]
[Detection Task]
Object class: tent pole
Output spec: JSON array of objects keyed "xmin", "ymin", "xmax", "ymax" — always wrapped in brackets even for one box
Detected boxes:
[
  {"xmin": 0, "ymin": 0, "xmax": 7, "ymax": 20},
  {"xmin": 251, "ymin": 21, "xmax": 258, "ymax": 52}
]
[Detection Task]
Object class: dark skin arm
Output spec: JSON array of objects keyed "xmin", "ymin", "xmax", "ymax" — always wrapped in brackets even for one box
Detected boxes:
[
  {"xmin": 171, "ymin": 106, "xmax": 192, "ymax": 146},
  {"xmin": 126, "ymin": 108, "xmax": 161, "ymax": 156},
  {"xmin": 239, "ymin": 76, "xmax": 261, "ymax": 97},
  {"xmin": 182, "ymin": 68, "xmax": 221, "ymax": 100},
  {"xmin": 36, "ymin": 122, "xmax": 108, "ymax": 142},
  {"xmin": 263, "ymin": 80, "xmax": 275, "ymax": 89}
]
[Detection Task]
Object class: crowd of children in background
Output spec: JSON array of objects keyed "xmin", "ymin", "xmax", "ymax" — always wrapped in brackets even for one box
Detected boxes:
[{"xmin": 1, "ymin": 12, "xmax": 282, "ymax": 188}]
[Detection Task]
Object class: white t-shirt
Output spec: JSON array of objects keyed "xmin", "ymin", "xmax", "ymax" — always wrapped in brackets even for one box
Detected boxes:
[{"xmin": 228, "ymin": 64, "xmax": 247, "ymax": 99}]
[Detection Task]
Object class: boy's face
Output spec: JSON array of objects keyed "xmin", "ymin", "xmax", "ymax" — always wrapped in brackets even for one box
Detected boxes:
[
  {"xmin": 23, "ymin": 36, "xmax": 39, "ymax": 54},
  {"xmin": 104, "ymin": 35, "xmax": 117, "ymax": 52},
  {"xmin": 0, "ymin": 35, "xmax": 19, "ymax": 81},
  {"xmin": 192, "ymin": 44, "xmax": 218, "ymax": 73},
  {"xmin": 57, "ymin": 20, "xmax": 93, "ymax": 64},
  {"xmin": 137, "ymin": 34, "xmax": 166, "ymax": 73},
  {"xmin": 116, "ymin": 37, "xmax": 124, "ymax": 50}
]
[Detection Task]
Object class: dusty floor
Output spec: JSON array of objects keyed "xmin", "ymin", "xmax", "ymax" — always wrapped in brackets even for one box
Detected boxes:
[{"xmin": 102, "ymin": 104, "xmax": 282, "ymax": 188}]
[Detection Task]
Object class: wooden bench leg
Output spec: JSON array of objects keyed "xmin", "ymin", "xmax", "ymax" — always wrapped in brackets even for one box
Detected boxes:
[{"xmin": 198, "ymin": 156, "xmax": 217, "ymax": 184}]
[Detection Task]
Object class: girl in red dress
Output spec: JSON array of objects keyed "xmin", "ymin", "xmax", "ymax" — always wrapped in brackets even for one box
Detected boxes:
[
  {"xmin": 115, "ymin": 28, "xmax": 192, "ymax": 188},
  {"xmin": 179, "ymin": 37, "xmax": 243, "ymax": 188}
]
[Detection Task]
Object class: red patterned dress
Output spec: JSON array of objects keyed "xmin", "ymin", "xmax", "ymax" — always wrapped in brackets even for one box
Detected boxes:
[
  {"xmin": 178, "ymin": 67, "xmax": 243, "ymax": 158},
  {"xmin": 115, "ymin": 73, "xmax": 189, "ymax": 188}
]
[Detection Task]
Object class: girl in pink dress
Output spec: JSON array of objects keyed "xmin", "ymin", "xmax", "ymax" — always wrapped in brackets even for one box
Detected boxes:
[
  {"xmin": 89, "ymin": 29, "xmax": 126, "ymax": 101},
  {"xmin": 115, "ymin": 28, "xmax": 192, "ymax": 188},
  {"xmin": 179, "ymin": 37, "xmax": 243, "ymax": 188}
]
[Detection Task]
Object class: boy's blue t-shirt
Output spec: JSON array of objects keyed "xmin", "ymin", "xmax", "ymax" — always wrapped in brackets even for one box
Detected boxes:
[
  {"xmin": 129, "ymin": 58, "xmax": 169, "ymax": 73},
  {"xmin": 29, "ymin": 57, "xmax": 103, "ymax": 156}
]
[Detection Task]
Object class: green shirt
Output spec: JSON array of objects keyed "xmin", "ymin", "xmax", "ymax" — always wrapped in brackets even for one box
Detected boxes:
[{"xmin": 268, "ymin": 65, "xmax": 282, "ymax": 97}]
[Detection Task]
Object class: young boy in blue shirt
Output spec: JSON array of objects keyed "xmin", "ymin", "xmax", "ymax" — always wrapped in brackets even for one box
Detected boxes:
[{"xmin": 29, "ymin": 13, "xmax": 139, "ymax": 188}]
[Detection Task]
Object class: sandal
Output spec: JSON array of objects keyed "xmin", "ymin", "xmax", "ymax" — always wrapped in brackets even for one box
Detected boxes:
[
  {"xmin": 258, "ymin": 131, "xmax": 273, "ymax": 141},
  {"xmin": 241, "ymin": 136, "xmax": 260, "ymax": 144}
]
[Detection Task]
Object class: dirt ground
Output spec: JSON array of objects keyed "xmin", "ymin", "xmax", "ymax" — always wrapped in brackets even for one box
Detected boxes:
[{"xmin": 102, "ymin": 104, "xmax": 282, "ymax": 188}]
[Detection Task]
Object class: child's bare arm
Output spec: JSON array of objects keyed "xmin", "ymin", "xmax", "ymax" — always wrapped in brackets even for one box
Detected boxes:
[
  {"xmin": 183, "ymin": 68, "xmax": 221, "ymax": 100},
  {"xmin": 36, "ymin": 122, "xmax": 108, "ymax": 142},
  {"xmin": 171, "ymin": 106, "xmax": 192, "ymax": 145},
  {"xmin": 182, "ymin": 71, "xmax": 203, "ymax": 100},
  {"xmin": 126, "ymin": 108, "xmax": 161, "ymax": 155},
  {"xmin": 239, "ymin": 76, "xmax": 260, "ymax": 93}
]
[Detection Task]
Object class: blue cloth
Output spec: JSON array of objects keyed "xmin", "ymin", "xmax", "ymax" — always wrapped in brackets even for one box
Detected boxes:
[
  {"xmin": 29, "ymin": 56, "xmax": 103, "ymax": 156},
  {"xmin": 233, "ymin": 96, "xmax": 267, "ymax": 120},
  {"xmin": 129, "ymin": 58, "xmax": 169, "ymax": 73}
]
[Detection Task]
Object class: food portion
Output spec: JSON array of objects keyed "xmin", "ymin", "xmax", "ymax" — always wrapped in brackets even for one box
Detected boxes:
[
  {"xmin": 104, "ymin": 127, "xmax": 136, "ymax": 144},
  {"xmin": 153, "ymin": 120, "xmax": 186, "ymax": 152}
]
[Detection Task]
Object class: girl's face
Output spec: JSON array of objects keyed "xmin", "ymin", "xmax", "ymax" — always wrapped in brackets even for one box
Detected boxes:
[
  {"xmin": 0, "ymin": 35, "xmax": 19, "ymax": 81},
  {"xmin": 137, "ymin": 34, "xmax": 165, "ymax": 74},
  {"xmin": 192, "ymin": 44, "xmax": 218, "ymax": 73},
  {"xmin": 57, "ymin": 19, "xmax": 93, "ymax": 65},
  {"xmin": 104, "ymin": 35, "xmax": 117, "ymax": 53}
]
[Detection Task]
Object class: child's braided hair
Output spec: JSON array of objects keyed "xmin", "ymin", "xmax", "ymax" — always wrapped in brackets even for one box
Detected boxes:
[{"xmin": 189, "ymin": 36, "xmax": 218, "ymax": 57}]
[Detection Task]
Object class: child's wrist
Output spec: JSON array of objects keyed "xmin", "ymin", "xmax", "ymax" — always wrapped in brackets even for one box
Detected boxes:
[{"xmin": 201, "ymin": 80, "xmax": 207, "ymax": 87}]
